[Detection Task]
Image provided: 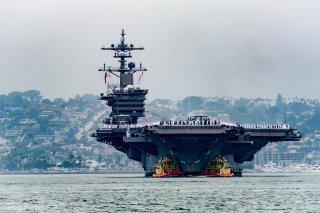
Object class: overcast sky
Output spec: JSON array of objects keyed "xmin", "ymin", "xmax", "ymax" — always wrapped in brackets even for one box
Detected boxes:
[{"xmin": 1, "ymin": 0, "xmax": 320, "ymax": 101}]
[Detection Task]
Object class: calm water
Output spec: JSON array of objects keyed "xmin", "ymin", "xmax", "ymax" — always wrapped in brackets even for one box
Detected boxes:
[{"xmin": 0, "ymin": 173, "xmax": 319, "ymax": 212}]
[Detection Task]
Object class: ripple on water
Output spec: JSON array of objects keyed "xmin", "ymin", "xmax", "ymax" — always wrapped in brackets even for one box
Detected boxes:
[{"xmin": 0, "ymin": 173, "xmax": 320, "ymax": 212}]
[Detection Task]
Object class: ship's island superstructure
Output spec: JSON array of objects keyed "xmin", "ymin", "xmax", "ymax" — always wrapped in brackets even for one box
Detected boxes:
[{"xmin": 91, "ymin": 30, "xmax": 302, "ymax": 177}]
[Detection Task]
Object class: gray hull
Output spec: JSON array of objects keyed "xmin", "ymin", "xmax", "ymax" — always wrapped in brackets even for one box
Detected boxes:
[{"xmin": 94, "ymin": 123, "xmax": 301, "ymax": 176}]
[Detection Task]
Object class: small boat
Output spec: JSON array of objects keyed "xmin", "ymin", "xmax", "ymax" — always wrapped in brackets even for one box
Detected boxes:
[
  {"xmin": 201, "ymin": 156, "xmax": 234, "ymax": 177},
  {"xmin": 152, "ymin": 156, "xmax": 184, "ymax": 177}
]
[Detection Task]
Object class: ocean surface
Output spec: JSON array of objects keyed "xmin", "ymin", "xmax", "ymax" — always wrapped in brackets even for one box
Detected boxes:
[{"xmin": 0, "ymin": 173, "xmax": 319, "ymax": 213}]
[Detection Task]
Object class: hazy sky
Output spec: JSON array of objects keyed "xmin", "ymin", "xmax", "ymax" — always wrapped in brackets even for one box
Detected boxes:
[{"xmin": 1, "ymin": 0, "xmax": 320, "ymax": 100}]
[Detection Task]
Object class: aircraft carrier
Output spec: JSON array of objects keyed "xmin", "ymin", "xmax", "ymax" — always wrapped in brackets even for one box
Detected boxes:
[{"xmin": 91, "ymin": 30, "xmax": 302, "ymax": 177}]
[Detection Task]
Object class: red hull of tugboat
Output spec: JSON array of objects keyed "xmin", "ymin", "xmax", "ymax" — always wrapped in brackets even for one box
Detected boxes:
[
  {"xmin": 152, "ymin": 171, "xmax": 234, "ymax": 177},
  {"xmin": 201, "ymin": 172, "xmax": 235, "ymax": 177},
  {"xmin": 152, "ymin": 171, "xmax": 185, "ymax": 177}
]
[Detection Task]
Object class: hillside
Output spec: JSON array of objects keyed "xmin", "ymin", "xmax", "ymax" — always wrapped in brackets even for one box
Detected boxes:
[{"xmin": 0, "ymin": 91, "xmax": 319, "ymax": 171}]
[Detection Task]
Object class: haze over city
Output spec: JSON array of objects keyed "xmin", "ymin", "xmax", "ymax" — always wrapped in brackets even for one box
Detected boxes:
[{"xmin": 1, "ymin": 0, "xmax": 320, "ymax": 100}]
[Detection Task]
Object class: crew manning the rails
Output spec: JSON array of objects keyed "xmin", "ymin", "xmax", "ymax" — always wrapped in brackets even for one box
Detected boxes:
[
  {"xmin": 159, "ymin": 119, "xmax": 290, "ymax": 129},
  {"xmin": 101, "ymin": 119, "xmax": 290, "ymax": 130}
]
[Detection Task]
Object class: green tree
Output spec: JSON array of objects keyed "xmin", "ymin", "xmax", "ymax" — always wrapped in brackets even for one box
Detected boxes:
[
  {"xmin": 68, "ymin": 153, "xmax": 76, "ymax": 164},
  {"xmin": 23, "ymin": 90, "xmax": 42, "ymax": 103},
  {"xmin": 276, "ymin": 93, "xmax": 284, "ymax": 109}
]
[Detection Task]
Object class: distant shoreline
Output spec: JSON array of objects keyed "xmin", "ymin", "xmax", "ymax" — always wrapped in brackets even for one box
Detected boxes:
[{"xmin": 0, "ymin": 170, "xmax": 144, "ymax": 175}]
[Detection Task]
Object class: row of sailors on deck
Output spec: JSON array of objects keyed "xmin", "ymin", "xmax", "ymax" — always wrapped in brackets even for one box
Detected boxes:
[
  {"xmin": 159, "ymin": 120, "xmax": 290, "ymax": 129},
  {"xmin": 160, "ymin": 120, "xmax": 221, "ymax": 126},
  {"xmin": 237, "ymin": 123, "xmax": 290, "ymax": 129}
]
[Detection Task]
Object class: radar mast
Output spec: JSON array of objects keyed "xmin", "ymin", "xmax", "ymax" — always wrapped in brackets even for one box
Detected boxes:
[{"xmin": 99, "ymin": 29, "xmax": 147, "ymax": 89}]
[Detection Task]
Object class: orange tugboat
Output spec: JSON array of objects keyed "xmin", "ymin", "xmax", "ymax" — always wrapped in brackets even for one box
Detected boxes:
[
  {"xmin": 152, "ymin": 156, "xmax": 184, "ymax": 177},
  {"xmin": 201, "ymin": 156, "xmax": 234, "ymax": 177}
]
